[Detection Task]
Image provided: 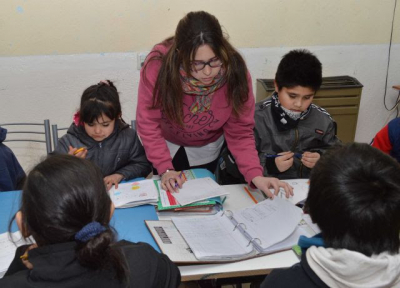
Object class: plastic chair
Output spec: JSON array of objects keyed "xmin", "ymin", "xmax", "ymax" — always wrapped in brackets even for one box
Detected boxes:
[{"xmin": 0, "ymin": 120, "xmax": 52, "ymax": 154}]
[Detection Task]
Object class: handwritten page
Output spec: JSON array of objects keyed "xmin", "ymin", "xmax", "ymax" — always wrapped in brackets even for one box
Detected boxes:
[
  {"xmin": 233, "ymin": 197, "xmax": 302, "ymax": 251},
  {"xmin": 145, "ymin": 220, "xmax": 198, "ymax": 263},
  {"xmin": 172, "ymin": 213, "xmax": 254, "ymax": 261},
  {"xmin": 171, "ymin": 177, "xmax": 229, "ymax": 206},
  {"xmin": 109, "ymin": 180, "xmax": 158, "ymax": 208},
  {"xmin": 0, "ymin": 231, "xmax": 32, "ymax": 279}
]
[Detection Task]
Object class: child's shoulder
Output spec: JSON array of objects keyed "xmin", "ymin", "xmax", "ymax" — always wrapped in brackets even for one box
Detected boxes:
[
  {"xmin": 308, "ymin": 103, "xmax": 334, "ymax": 122},
  {"xmin": 255, "ymin": 98, "xmax": 273, "ymax": 115}
]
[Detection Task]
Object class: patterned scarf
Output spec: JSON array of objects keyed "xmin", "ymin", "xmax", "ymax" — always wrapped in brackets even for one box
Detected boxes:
[
  {"xmin": 271, "ymin": 92, "xmax": 311, "ymax": 131},
  {"xmin": 180, "ymin": 67, "xmax": 226, "ymax": 114}
]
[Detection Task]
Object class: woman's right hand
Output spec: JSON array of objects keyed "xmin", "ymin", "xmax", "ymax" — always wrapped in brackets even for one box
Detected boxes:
[
  {"xmin": 161, "ymin": 170, "xmax": 185, "ymax": 193},
  {"xmin": 275, "ymin": 151, "xmax": 294, "ymax": 172},
  {"xmin": 68, "ymin": 146, "xmax": 87, "ymax": 159}
]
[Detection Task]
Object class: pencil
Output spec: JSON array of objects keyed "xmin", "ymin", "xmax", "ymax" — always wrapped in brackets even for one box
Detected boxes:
[
  {"xmin": 73, "ymin": 147, "xmax": 86, "ymax": 155},
  {"xmin": 244, "ymin": 186, "xmax": 258, "ymax": 204}
]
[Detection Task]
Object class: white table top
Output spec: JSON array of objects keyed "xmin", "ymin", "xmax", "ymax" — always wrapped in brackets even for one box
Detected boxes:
[{"xmin": 159, "ymin": 184, "xmax": 300, "ymax": 281}]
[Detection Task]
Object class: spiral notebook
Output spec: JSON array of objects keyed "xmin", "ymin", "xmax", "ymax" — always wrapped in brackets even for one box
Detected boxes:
[{"xmin": 146, "ymin": 197, "xmax": 316, "ymax": 263}]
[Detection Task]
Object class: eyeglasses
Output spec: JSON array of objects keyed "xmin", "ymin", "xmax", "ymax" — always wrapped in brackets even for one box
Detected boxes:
[{"xmin": 191, "ymin": 57, "xmax": 222, "ymax": 72}]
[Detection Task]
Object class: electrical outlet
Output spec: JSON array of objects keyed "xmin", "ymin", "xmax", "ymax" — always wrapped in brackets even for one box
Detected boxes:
[{"xmin": 137, "ymin": 52, "xmax": 149, "ymax": 70}]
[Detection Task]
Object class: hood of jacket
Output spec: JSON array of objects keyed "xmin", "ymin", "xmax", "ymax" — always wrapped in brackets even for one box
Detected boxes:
[
  {"xmin": 0, "ymin": 127, "xmax": 7, "ymax": 143},
  {"xmin": 306, "ymin": 246, "xmax": 400, "ymax": 288}
]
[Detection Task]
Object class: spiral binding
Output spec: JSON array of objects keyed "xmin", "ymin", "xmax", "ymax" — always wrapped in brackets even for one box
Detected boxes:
[
  {"xmin": 233, "ymin": 222, "xmax": 247, "ymax": 231},
  {"xmin": 221, "ymin": 210, "xmax": 233, "ymax": 219},
  {"xmin": 247, "ymin": 237, "xmax": 262, "ymax": 247}
]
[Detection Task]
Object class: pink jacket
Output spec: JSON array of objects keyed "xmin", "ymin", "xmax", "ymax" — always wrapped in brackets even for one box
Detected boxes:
[{"xmin": 136, "ymin": 44, "xmax": 263, "ymax": 184}]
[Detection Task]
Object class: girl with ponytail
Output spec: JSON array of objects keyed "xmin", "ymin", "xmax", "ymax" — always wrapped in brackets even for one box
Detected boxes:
[{"xmin": 1, "ymin": 154, "xmax": 180, "ymax": 288}]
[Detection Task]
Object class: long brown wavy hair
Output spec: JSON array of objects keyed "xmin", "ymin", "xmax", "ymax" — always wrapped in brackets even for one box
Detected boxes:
[{"xmin": 144, "ymin": 11, "xmax": 249, "ymax": 126}]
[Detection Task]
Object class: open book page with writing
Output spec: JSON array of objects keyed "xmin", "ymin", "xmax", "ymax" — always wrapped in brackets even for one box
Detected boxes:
[
  {"xmin": 171, "ymin": 177, "xmax": 229, "ymax": 206},
  {"xmin": 232, "ymin": 197, "xmax": 303, "ymax": 251},
  {"xmin": 172, "ymin": 212, "xmax": 255, "ymax": 261},
  {"xmin": 109, "ymin": 180, "xmax": 158, "ymax": 208}
]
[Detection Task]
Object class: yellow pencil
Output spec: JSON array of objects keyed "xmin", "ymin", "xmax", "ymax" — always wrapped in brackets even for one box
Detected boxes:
[
  {"xmin": 244, "ymin": 186, "xmax": 258, "ymax": 204},
  {"xmin": 73, "ymin": 147, "xmax": 86, "ymax": 155}
]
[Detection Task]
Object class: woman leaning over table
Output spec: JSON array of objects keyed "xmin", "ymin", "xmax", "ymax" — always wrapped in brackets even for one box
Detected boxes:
[{"xmin": 136, "ymin": 11, "xmax": 292, "ymax": 197}]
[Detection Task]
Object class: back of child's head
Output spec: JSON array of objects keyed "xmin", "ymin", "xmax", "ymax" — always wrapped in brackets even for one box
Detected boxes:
[
  {"xmin": 305, "ymin": 143, "xmax": 400, "ymax": 256},
  {"xmin": 19, "ymin": 154, "xmax": 126, "ymax": 280},
  {"xmin": 275, "ymin": 49, "xmax": 322, "ymax": 92},
  {"xmin": 79, "ymin": 80, "xmax": 121, "ymax": 125}
]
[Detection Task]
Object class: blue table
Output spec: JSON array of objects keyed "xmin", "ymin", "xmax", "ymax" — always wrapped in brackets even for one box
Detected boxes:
[
  {"xmin": 0, "ymin": 190, "xmax": 160, "ymax": 252},
  {"xmin": 0, "ymin": 169, "xmax": 215, "ymax": 253}
]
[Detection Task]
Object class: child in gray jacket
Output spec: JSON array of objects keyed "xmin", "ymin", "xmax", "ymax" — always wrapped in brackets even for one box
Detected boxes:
[
  {"xmin": 55, "ymin": 80, "xmax": 151, "ymax": 190},
  {"xmin": 254, "ymin": 50, "xmax": 340, "ymax": 179}
]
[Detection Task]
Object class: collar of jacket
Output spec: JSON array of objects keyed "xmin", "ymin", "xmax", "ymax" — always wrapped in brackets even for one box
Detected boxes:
[{"xmin": 271, "ymin": 92, "xmax": 312, "ymax": 131}]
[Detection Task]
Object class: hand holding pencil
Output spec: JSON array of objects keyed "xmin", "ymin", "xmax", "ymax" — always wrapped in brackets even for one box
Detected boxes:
[{"xmin": 68, "ymin": 146, "xmax": 87, "ymax": 159}]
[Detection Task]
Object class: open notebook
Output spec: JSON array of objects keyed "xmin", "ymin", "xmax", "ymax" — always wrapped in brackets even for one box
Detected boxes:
[
  {"xmin": 146, "ymin": 197, "xmax": 317, "ymax": 263},
  {"xmin": 109, "ymin": 180, "xmax": 159, "ymax": 208}
]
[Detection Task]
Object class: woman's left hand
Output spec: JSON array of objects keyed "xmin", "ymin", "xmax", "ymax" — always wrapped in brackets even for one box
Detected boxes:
[
  {"xmin": 252, "ymin": 176, "xmax": 293, "ymax": 199},
  {"xmin": 104, "ymin": 174, "xmax": 124, "ymax": 191}
]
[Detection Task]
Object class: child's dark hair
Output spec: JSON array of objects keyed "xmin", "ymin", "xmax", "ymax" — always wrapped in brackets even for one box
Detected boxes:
[
  {"xmin": 275, "ymin": 49, "xmax": 322, "ymax": 92},
  {"xmin": 145, "ymin": 11, "xmax": 249, "ymax": 126},
  {"xmin": 79, "ymin": 80, "xmax": 122, "ymax": 125},
  {"xmin": 305, "ymin": 143, "xmax": 400, "ymax": 256},
  {"xmin": 16, "ymin": 154, "xmax": 127, "ymax": 282}
]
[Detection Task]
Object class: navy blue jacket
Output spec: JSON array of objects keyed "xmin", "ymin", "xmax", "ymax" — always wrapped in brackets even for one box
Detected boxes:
[{"xmin": 0, "ymin": 128, "xmax": 25, "ymax": 191}]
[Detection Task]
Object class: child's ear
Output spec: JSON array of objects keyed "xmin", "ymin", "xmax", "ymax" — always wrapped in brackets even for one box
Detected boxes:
[
  {"xmin": 16, "ymin": 211, "xmax": 30, "ymax": 238},
  {"xmin": 273, "ymin": 80, "xmax": 279, "ymax": 92}
]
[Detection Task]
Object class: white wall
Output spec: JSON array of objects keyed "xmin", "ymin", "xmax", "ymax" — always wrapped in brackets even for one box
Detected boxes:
[
  {"xmin": 2, "ymin": 43, "xmax": 399, "ymax": 170},
  {"xmin": 1, "ymin": 0, "xmax": 399, "ymax": 171}
]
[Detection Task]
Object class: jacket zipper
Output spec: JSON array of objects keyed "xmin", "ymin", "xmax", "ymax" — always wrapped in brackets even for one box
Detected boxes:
[{"xmin": 291, "ymin": 128, "xmax": 303, "ymax": 177}]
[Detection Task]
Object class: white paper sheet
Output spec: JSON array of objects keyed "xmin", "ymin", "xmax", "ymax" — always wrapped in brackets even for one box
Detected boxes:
[
  {"xmin": 172, "ymin": 213, "xmax": 253, "ymax": 260},
  {"xmin": 171, "ymin": 177, "xmax": 229, "ymax": 206},
  {"xmin": 233, "ymin": 197, "xmax": 303, "ymax": 250}
]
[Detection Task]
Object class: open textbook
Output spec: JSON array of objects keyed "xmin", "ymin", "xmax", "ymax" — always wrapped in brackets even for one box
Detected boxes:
[
  {"xmin": 157, "ymin": 171, "xmax": 225, "ymax": 213},
  {"xmin": 146, "ymin": 197, "xmax": 318, "ymax": 263},
  {"xmin": 109, "ymin": 180, "xmax": 159, "ymax": 208}
]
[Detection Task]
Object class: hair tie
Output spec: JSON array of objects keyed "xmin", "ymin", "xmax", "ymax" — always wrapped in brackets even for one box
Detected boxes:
[
  {"xmin": 99, "ymin": 80, "xmax": 110, "ymax": 86},
  {"xmin": 73, "ymin": 111, "xmax": 81, "ymax": 126},
  {"xmin": 75, "ymin": 222, "xmax": 106, "ymax": 242}
]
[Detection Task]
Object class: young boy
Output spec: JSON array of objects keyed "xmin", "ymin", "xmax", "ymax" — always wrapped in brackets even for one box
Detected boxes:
[
  {"xmin": 261, "ymin": 143, "xmax": 400, "ymax": 287},
  {"xmin": 254, "ymin": 50, "xmax": 340, "ymax": 179}
]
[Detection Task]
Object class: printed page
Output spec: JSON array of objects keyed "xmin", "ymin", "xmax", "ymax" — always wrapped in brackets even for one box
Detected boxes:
[
  {"xmin": 0, "ymin": 231, "xmax": 32, "ymax": 279},
  {"xmin": 276, "ymin": 179, "xmax": 310, "ymax": 205},
  {"xmin": 109, "ymin": 180, "xmax": 158, "ymax": 208},
  {"xmin": 233, "ymin": 197, "xmax": 302, "ymax": 251},
  {"xmin": 171, "ymin": 177, "xmax": 229, "ymax": 206},
  {"xmin": 172, "ymin": 212, "xmax": 254, "ymax": 261}
]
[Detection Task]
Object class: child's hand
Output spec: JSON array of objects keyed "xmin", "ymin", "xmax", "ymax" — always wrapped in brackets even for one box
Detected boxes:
[
  {"xmin": 275, "ymin": 151, "xmax": 294, "ymax": 172},
  {"xmin": 20, "ymin": 244, "xmax": 38, "ymax": 270},
  {"xmin": 104, "ymin": 174, "xmax": 124, "ymax": 191},
  {"xmin": 252, "ymin": 176, "xmax": 294, "ymax": 199},
  {"xmin": 68, "ymin": 146, "xmax": 87, "ymax": 159},
  {"xmin": 301, "ymin": 152, "xmax": 320, "ymax": 168}
]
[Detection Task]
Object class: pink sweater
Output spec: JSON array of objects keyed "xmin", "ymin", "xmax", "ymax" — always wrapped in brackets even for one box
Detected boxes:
[{"xmin": 136, "ymin": 44, "xmax": 263, "ymax": 184}]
